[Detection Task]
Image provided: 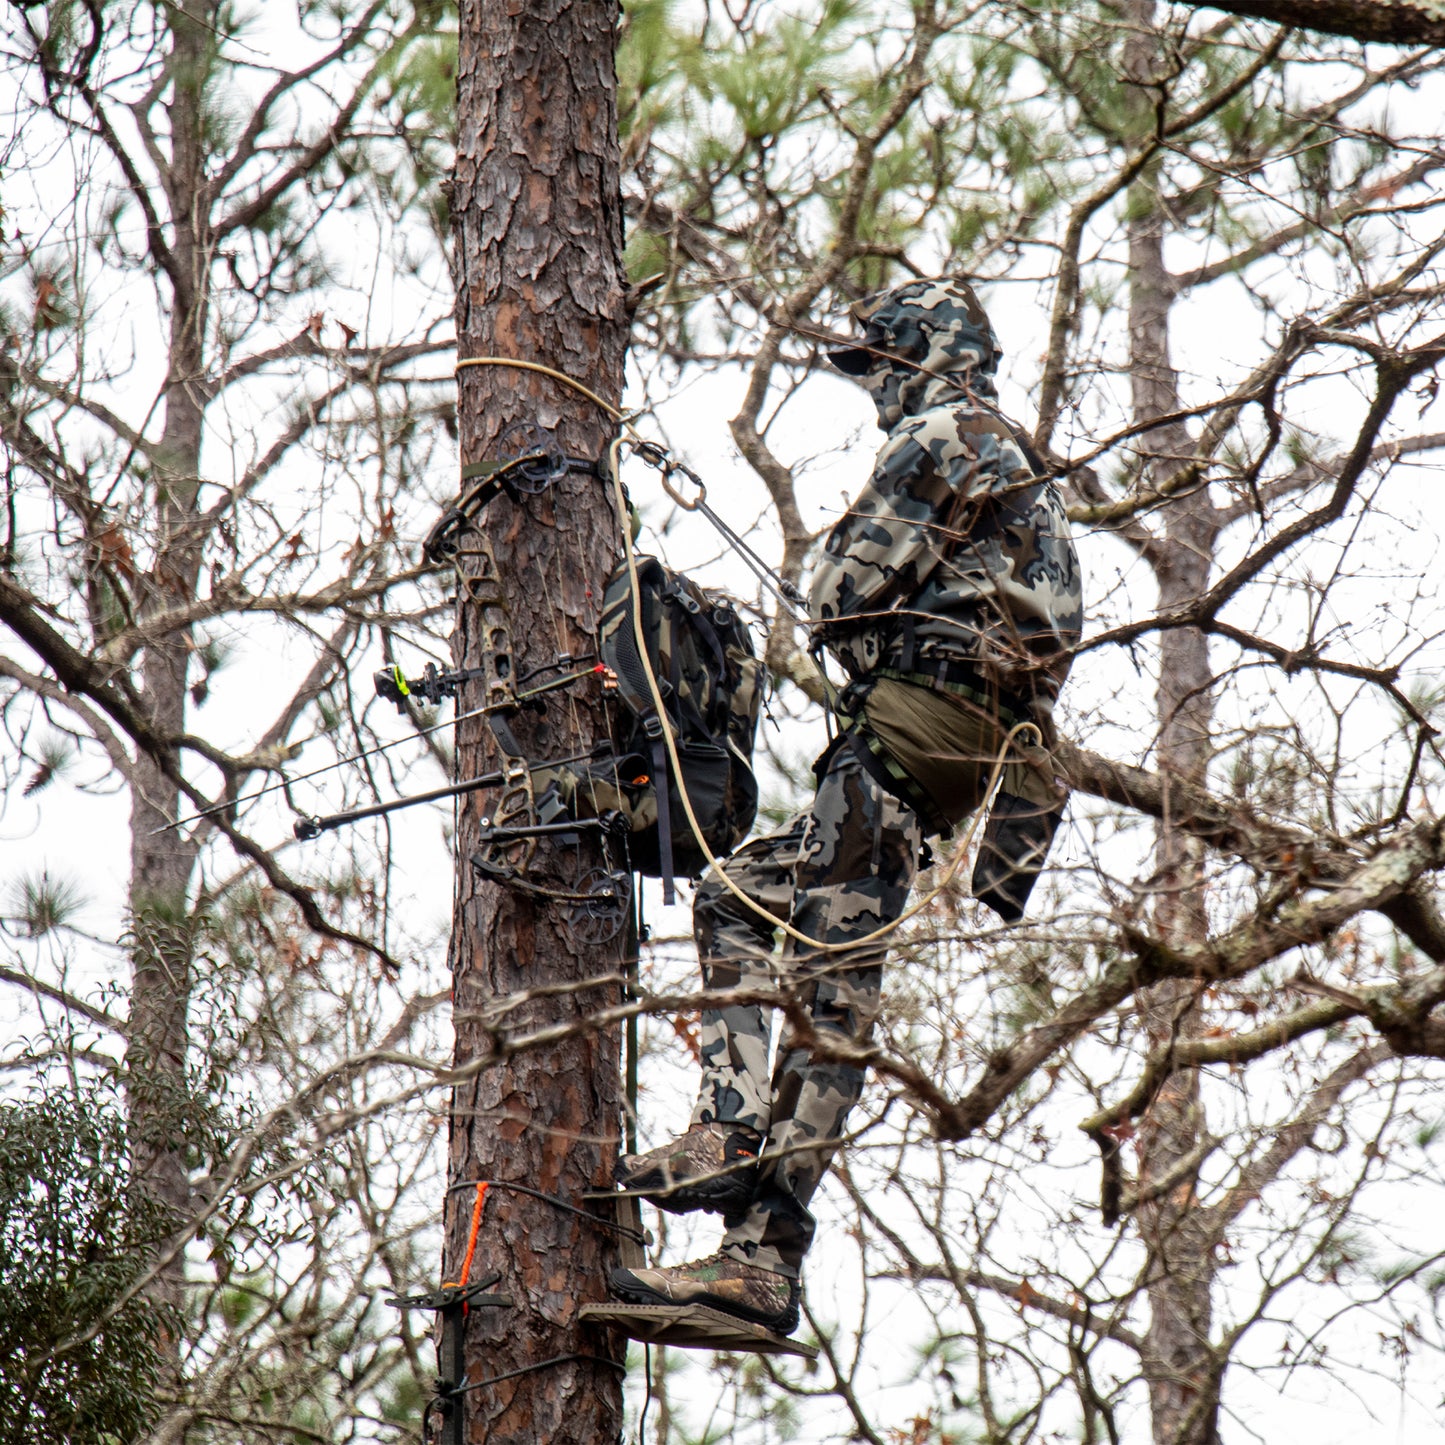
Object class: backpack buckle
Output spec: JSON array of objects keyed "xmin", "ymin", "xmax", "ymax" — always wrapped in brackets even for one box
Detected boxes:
[{"xmin": 664, "ymin": 582, "xmax": 702, "ymax": 615}]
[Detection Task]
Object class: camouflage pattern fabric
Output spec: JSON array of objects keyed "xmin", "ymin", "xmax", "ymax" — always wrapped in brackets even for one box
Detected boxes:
[
  {"xmin": 652, "ymin": 279, "xmax": 1080, "ymax": 1282},
  {"xmin": 690, "ymin": 744, "xmax": 921, "ymax": 1277},
  {"xmin": 582, "ymin": 555, "xmax": 763, "ymax": 879},
  {"xmin": 860, "ymin": 675, "xmax": 1069, "ymax": 921},
  {"xmin": 811, "ymin": 278, "xmax": 1083, "ymax": 724}
]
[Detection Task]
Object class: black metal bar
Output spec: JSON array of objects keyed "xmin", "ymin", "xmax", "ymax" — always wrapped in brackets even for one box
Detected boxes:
[
  {"xmin": 293, "ymin": 750, "xmax": 600, "ymax": 841},
  {"xmin": 387, "ymin": 1277, "xmax": 511, "ymax": 1312},
  {"xmin": 439, "ymin": 1301, "xmax": 466, "ymax": 1445},
  {"xmin": 387, "ymin": 1274, "xmax": 513, "ymax": 1445},
  {"xmin": 476, "ymin": 817, "xmax": 611, "ymax": 841},
  {"xmin": 294, "ymin": 772, "xmax": 504, "ymax": 839}
]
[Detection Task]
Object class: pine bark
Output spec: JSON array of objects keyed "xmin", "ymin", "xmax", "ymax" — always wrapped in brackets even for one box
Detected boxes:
[
  {"xmin": 448, "ymin": 0, "xmax": 630, "ymax": 1440},
  {"xmin": 126, "ymin": 0, "xmax": 210, "ymax": 1363},
  {"xmin": 1123, "ymin": 9, "xmax": 1224, "ymax": 1441}
]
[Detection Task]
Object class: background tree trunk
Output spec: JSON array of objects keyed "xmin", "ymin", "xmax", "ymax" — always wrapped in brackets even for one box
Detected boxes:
[
  {"xmin": 448, "ymin": 0, "xmax": 630, "ymax": 1438},
  {"xmin": 125, "ymin": 0, "xmax": 210, "ymax": 1368},
  {"xmin": 1123, "ymin": 9, "xmax": 1225, "ymax": 1440}
]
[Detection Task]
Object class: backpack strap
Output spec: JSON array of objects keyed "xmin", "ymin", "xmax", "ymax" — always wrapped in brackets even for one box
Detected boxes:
[
  {"xmin": 663, "ymin": 582, "xmax": 732, "ymax": 737},
  {"xmin": 606, "ymin": 599, "xmax": 658, "ymax": 716},
  {"xmin": 643, "ymin": 713, "xmax": 677, "ymax": 904}
]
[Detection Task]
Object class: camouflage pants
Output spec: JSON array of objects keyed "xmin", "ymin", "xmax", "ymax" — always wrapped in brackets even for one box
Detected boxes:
[{"xmin": 690, "ymin": 744, "xmax": 921, "ymax": 1278}]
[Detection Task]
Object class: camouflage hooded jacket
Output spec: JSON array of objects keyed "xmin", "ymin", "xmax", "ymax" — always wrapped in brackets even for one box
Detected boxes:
[{"xmin": 810, "ymin": 279, "xmax": 1082, "ymax": 723}]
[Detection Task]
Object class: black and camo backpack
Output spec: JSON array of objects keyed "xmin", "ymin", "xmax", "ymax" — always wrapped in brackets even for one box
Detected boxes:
[{"xmin": 534, "ymin": 556, "xmax": 763, "ymax": 901}]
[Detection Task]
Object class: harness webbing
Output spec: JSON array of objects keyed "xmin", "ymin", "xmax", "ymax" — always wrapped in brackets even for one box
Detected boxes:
[{"xmin": 869, "ymin": 665, "xmax": 1027, "ymax": 725}]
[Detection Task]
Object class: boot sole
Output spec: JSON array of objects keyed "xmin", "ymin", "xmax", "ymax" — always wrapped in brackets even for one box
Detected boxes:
[{"xmin": 608, "ymin": 1266, "xmax": 799, "ymax": 1336}]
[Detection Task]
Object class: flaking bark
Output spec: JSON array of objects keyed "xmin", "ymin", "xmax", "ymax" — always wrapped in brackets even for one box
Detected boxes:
[
  {"xmin": 1123, "ymin": 9, "xmax": 1223, "ymax": 1439},
  {"xmin": 449, "ymin": 0, "xmax": 630, "ymax": 1439}
]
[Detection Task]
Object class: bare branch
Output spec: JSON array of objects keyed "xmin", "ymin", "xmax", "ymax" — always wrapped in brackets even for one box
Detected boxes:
[
  {"xmin": 1186, "ymin": 1, "xmax": 1445, "ymax": 46},
  {"xmin": 213, "ymin": 1, "xmax": 393, "ymax": 239},
  {"xmin": 207, "ymin": 1, "xmax": 391, "ymax": 201},
  {"xmin": 0, "ymin": 964, "xmax": 126, "ymax": 1034}
]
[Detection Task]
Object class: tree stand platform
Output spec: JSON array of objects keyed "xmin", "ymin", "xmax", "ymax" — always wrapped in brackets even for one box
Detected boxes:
[{"xmin": 579, "ymin": 1301, "xmax": 817, "ymax": 1358}]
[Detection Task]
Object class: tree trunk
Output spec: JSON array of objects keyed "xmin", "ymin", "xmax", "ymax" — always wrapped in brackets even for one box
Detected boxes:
[
  {"xmin": 125, "ymin": 0, "xmax": 211, "ymax": 1370},
  {"xmin": 447, "ymin": 0, "xmax": 630, "ymax": 1439},
  {"xmin": 1123, "ymin": 9, "xmax": 1225, "ymax": 1441}
]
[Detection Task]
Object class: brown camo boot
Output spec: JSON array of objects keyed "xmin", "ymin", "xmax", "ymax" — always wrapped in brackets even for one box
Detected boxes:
[
  {"xmin": 615, "ymin": 1122, "xmax": 761, "ymax": 1216},
  {"xmin": 609, "ymin": 1252, "xmax": 800, "ymax": 1335}
]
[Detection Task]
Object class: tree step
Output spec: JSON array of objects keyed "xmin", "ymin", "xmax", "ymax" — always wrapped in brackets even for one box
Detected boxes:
[{"xmin": 578, "ymin": 1302, "xmax": 817, "ymax": 1359}]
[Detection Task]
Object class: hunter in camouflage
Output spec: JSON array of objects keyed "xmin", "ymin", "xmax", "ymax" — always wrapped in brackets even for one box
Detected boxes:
[
  {"xmin": 811, "ymin": 277, "xmax": 1081, "ymax": 719},
  {"xmin": 610, "ymin": 279, "xmax": 1083, "ymax": 1335}
]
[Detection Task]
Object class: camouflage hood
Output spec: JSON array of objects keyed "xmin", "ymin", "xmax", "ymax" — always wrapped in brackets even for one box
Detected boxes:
[{"xmin": 828, "ymin": 278, "xmax": 1001, "ymax": 430}]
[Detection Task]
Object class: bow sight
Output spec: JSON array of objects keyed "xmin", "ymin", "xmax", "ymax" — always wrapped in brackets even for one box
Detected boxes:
[
  {"xmin": 374, "ymin": 662, "xmax": 485, "ymax": 712},
  {"xmin": 373, "ymin": 654, "xmax": 600, "ymax": 715}
]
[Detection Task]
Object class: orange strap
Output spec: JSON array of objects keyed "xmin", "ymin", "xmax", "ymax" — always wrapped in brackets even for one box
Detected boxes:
[{"xmin": 443, "ymin": 1181, "xmax": 489, "ymax": 1288}]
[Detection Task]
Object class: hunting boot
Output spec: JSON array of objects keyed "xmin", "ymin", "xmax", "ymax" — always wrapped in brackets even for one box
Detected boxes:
[
  {"xmin": 609, "ymin": 1252, "xmax": 801, "ymax": 1335},
  {"xmin": 615, "ymin": 1122, "xmax": 761, "ymax": 1216}
]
